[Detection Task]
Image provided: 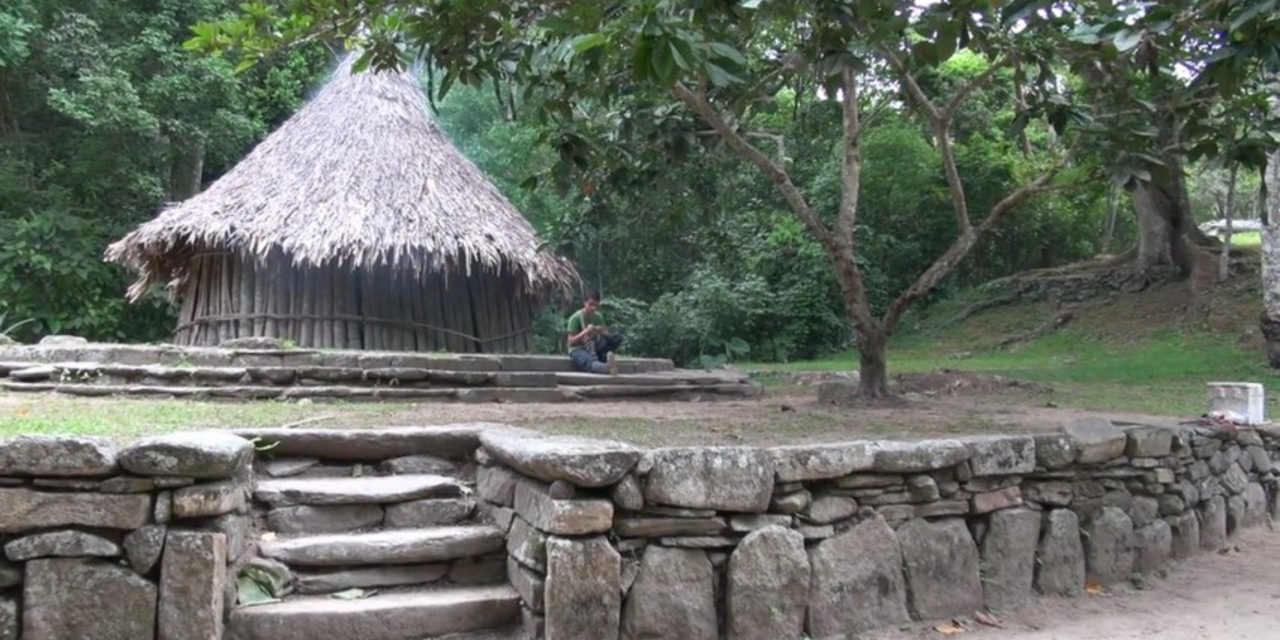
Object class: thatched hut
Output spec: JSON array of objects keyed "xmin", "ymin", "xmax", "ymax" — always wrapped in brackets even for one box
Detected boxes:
[{"xmin": 107, "ymin": 56, "xmax": 576, "ymax": 353}]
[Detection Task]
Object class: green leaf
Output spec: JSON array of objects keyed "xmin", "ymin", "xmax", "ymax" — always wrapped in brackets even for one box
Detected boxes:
[
  {"xmin": 668, "ymin": 38, "xmax": 695, "ymax": 71},
  {"xmin": 709, "ymin": 42, "xmax": 747, "ymax": 67},
  {"xmin": 632, "ymin": 37, "xmax": 654, "ymax": 80},
  {"xmin": 740, "ymin": 0, "xmax": 764, "ymax": 8},
  {"xmin": 651, "ymin": 38, "xmax": 677, "ymax": 84},
  {"xmin": 1113, "ymin": 28, "xmax": 1143, "ymax": 53},
  {"xmin": 1229, "ymin": 0, "xmax": 1277, "ymax": 32},
  {"xmin": 236, "ymin": 576, "xmax": 279, "ymax": 607},
  {"xmin": 569, "ymin": 33, "xmax": 606, "ymax": 55},
  {"xmin": 331, "ymin": 588, "xmax": 375, "ymax": 600},
  {"xmin": 706, "ymin": 62, "xmax": 743, "ymax": 87}
]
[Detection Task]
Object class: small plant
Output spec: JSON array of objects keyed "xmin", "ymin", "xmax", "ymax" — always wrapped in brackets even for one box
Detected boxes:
[
  {"xmin": 0, "ymin": 312, "xmax": 37, "ymax": 342},
  {"xmin": 695, "ymin": 337, "xmax": 750, "ymax": 370},
  {"xmin": 249, "ymin": 437, "xmax": 281, "ymax": 458}
]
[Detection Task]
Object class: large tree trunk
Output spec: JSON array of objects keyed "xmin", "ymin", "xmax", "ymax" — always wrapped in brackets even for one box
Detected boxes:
[
  {"xmin": 1260, "ymin": 152, "xmax": 1280, "ymax": 367},
  {"xmin": 168, "ymin": 138, "xmax": 205, "ymax": 200},
  {"xmin": 856, "ymin": 327, "xmax": 890, "ymax": 398},
  {"xmin": 1128, "ymin": 158, "xmax": 1213, "ymax": 275},
  {"xmin": 1218, "ymin": 163, "xmax": 1238, "ymax": 282}
]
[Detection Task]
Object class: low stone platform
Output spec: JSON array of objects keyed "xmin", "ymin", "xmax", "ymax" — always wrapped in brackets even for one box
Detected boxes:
[{"xmin": 0, "ymin": 343, "xmax": 760, "ymax": 403}]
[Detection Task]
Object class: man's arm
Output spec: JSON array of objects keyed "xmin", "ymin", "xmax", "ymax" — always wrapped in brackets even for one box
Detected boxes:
[{"xmin": 567, "ymin": 326, "xmax": 595, "ymax": 346}]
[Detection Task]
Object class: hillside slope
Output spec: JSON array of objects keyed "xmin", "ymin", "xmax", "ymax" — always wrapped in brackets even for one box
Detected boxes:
[{"xmin": 766, "ymin": 262, "xmax": 1279, "ymax": 417}]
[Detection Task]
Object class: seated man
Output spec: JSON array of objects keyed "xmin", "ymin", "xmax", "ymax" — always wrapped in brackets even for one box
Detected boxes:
[{"xmin": 566, "ymin": 291, "xmax": 622, "ymax": 375}]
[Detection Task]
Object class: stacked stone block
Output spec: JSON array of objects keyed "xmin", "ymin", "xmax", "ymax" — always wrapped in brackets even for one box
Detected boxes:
[
  {"xmin": 0, "ymin": 432, "xmax": 250, "ymax": 640},
  {"xmin": 476, "ymin": 421, "xmax": 1280, "ymax": 640}
]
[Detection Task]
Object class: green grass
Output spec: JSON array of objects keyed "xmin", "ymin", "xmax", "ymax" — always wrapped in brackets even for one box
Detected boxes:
[
  {"xmin": 747, "ymin": 327, "xmax": 1280, "ymax": 416},
  {"xmin": 1231, "ymin": 231, "xmax": 1262, "ymax": 247},
  {"xmin": 0, "ymin": 398, "xmax": 413, "ymax": 440}
]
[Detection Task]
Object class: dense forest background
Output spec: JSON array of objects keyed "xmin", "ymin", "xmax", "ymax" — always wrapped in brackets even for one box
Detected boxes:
[{"xmin": 0, "ymin": 0, "xmax": 1265, "ymax": 366}]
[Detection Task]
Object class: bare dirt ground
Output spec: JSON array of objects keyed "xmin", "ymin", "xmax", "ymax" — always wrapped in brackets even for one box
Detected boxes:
[
  {"xmin": 871, "ymin": 526, "xmax": 1280, "ymax": 640},
  {"xmin": 0, "ymin": 371, "xmax": 1188, "ymax": 445}
]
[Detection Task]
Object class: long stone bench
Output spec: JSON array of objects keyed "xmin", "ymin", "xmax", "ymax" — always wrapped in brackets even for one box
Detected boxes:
[
  {"xmin": 0, "ymin": 343, "xmax": 675, "ymax": 373},
  {"xmin": 0, "ymin": 343, "xmax": 762, "ymax": 403}
]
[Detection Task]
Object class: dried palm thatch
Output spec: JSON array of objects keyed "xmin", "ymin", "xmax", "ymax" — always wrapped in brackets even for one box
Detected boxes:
[{"xmin": 105, "ymin": 54, "xmax": 577, "ymax": 300}]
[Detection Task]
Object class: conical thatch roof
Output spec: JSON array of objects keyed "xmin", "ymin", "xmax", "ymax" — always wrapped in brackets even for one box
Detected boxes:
[{"xmin": 107, "ymin": 55, "xmax": 577, "ymax": 298}]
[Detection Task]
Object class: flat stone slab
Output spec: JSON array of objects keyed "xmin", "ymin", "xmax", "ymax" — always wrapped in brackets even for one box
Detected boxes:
[
  {"xmin": 0, "ymin": 435, "xmax": 117, "ymax": 477},
  {"xmin": 962, "ymin": 435, "xmax": 1035, "ymax": 476},
  {"xmin": 545, "ymin": 536, "xmax": 620, "ymax": 640},
  {"xmin": 123, "ymin": 525, "xmax": 166, "ymax": 574},
  {"xmin": 1036, "ymin": 509, "xmax": 1085, "ymax": 596},
  {"xmin": 5, "ymin": 530, "xmax": 120, "ymax": 561},
  {"xmin": 807, "ymin": 516, "xmax": 910, "ymax": 636},
  {"xmin": 622, "ymin": 546, "xmax": 716, "ymax": 640},
  {"xmin": 898, "ymin": 518, "xmax": 983, "ymax": 619},
  {"xmin": 227, "ymin": 585, "xmax": 520, "ymax": 640},
  {"xmin": 1061, "ymin": 418, "xmax": 1126, "ymax": 464},
  {"xmin": 1125, "ymin": 425, "xmax": 1174, "ymax": 458},
  {"xmin": 513, "ymin": 482, "xmax": 612, "ymax": 536},
  {"xmin": 613, "ymin": 517, "xmax": 725, "ymax": 538},
  {"xmin": 980, "ymin": 508, "xmax": 1041, "ymax": 610},
  {"xmin": 172, "ymin": 481, "xmax": 246, "ymax": 518},
  {"xmin": 873, "ymin": 439, "xmax": 970, "ymax": 472},
  {"xmin": 768, "ymin": 442, "xmax": 876, "ymax": 482},
  {"xmin": 119, "ymin": 431, "xmax": 252, "ymax": 478},
  {"xmin": 159, "ymin": 531, "xmax": 226, "ymax": 640},
  {"xmin": 230, "ymin": 426, "xmax": 487, "ymax": 461},
  {"xmin": 267, "ymin": 505, "xmax": 384, "ymax": 534},
  {"xmin": 377, "ymin": 454, "xmax": 459, "ymax": 475},
  {"xmin": 257, "ymin": 526, "xmax": 504, "ymax": 566},
  {"xmin": 294, "ymin": 564, "xmax": 449, "ymax": 594},
  {"xmin": 643, "ymin": 447, "xmax": 774, "ymax": 512},
  {"xmin": 479, "ymin": 430, "xmax": 640, "ymax": 488},
  {"xmin": 727, "ymin": 526, "xmax": 809, "ymax": 640},
  {"xmin": 0, "ymin": 488, "xmax": 150, "ymax": 533},
  {"xmin": 384, "ymin": 498, "xmax": 474, "ymax": 528},
  {"xmin": 1085, "ymin": 506, "xmax": 1135, "ymax": 585},
  {"xmin": 23, "ymin": 558, "xmax": 157, "ymax": 640},
  {"xmin": 254, "ymin": 475, "xmax": 463, "ymax": 507}
]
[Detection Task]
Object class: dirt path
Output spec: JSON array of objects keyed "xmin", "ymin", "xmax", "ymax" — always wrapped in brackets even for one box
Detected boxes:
[{"xmin": 872, "ymin": 526, "xmax": 1280, "ymax": 640}]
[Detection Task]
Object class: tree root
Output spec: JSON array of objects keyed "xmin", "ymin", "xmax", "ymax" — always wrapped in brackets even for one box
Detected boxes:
[{"xmin": 994, "ymin": 310, "xmax": 1074, "ymax": 350}]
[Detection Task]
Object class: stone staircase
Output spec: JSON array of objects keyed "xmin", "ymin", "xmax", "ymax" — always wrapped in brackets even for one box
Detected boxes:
[
  {"xmin": 226, "ymin": 426, "xmax": 525, "ymax": 640},
  {"xmin": 0, "ymin": 342, "xmax": 759, "ymax": 402}
]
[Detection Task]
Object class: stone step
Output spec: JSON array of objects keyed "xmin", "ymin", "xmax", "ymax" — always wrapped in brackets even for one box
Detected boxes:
[
  {"xmin": 253, "ymin": 474, "xmax": 464, "ymax": 507},
  {"xmin": 0, "ymin": 378, "xmax": 760, "ymax": 402},
  {"xmin": 257, "ymin": 526, "xmax": 505, "ymax": 566},
  {"xmin": 0, "ymin": 343, "xmax": 675, "ymax": 373},
  {"xmin": 232, "ymin": 426, "xmax": 485, "ymax": 462},
  {"xmin": 226, "ymin": 585, "xmax": 521, "ymax": 640},
  {"xmin": 292, "ymin": 563, "xmax": 451, "ymax": 594}
]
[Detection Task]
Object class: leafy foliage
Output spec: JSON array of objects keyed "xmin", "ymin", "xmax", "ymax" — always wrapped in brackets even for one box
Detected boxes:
[{"xmin": 0, "ymin": 0, "xmax": 329, "ymax": 341}]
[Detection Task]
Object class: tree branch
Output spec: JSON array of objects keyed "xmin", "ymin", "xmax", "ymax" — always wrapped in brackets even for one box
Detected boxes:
[
  {"xmin": 942, "ymin": 54, "xmax": 1008, "ymax": 120},
  {"xmin": 672, "ymin": 81, "xmax": 880, "ymax": 336},
  {"xmin": 835, "ymin": 67, "xmax": 863, "ymax": 247},
  {"xmin": 881, "ymin": 143, "xmax": 1081, "ymax": 334},
  {"xmin": 880, "ymin": 48, "xmax": 1012, "ymax": 234},
  {"xmin": 672, "ymin": 82, "xmax": 833, "ymax": 247},
  {"xmin": 879, "ymin": 46, "xmax": 941, "ymax": 123}
]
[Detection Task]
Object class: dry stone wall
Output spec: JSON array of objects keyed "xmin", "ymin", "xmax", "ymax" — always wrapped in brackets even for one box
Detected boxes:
[
  {"xmin": 479, "ymin": 420, "xmax": 1280, "ymax": 640},
  {"xmin": 3, "ymin": 419, "xmax": 1279, "ymax": 640},
  {"xmin": 0, "ymin": 432, "xmax": 251, "ymax": 640}
]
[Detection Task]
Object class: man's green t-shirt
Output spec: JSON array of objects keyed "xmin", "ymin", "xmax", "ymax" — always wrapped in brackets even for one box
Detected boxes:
[{"xmin": 566, "ymin": 309, "xmax": 604, "ymax": 352}]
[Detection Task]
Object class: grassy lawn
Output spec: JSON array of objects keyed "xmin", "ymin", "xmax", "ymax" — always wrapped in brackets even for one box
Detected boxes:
[
  {"xmin": 749, "ymin": 328, "xmax": 1279, "ymax": 417},
  {"xmin": 1230, "ymin": 231, "xmax": 1262, "ymax": 247},
  {"xmin": 2, "ymin": 279, "xmax": 1274, "ymax": 444}
]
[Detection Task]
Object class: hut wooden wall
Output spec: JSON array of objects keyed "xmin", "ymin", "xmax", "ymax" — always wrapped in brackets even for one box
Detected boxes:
[{"xmin": 173, "ymin": 253, "xmax": 535, "ymax": 352}]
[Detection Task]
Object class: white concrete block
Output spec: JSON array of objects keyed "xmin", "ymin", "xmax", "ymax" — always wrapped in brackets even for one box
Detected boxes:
[{"xmin": 1206, "ymin": 382, "xmax": 1265, "ymax": 425}]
